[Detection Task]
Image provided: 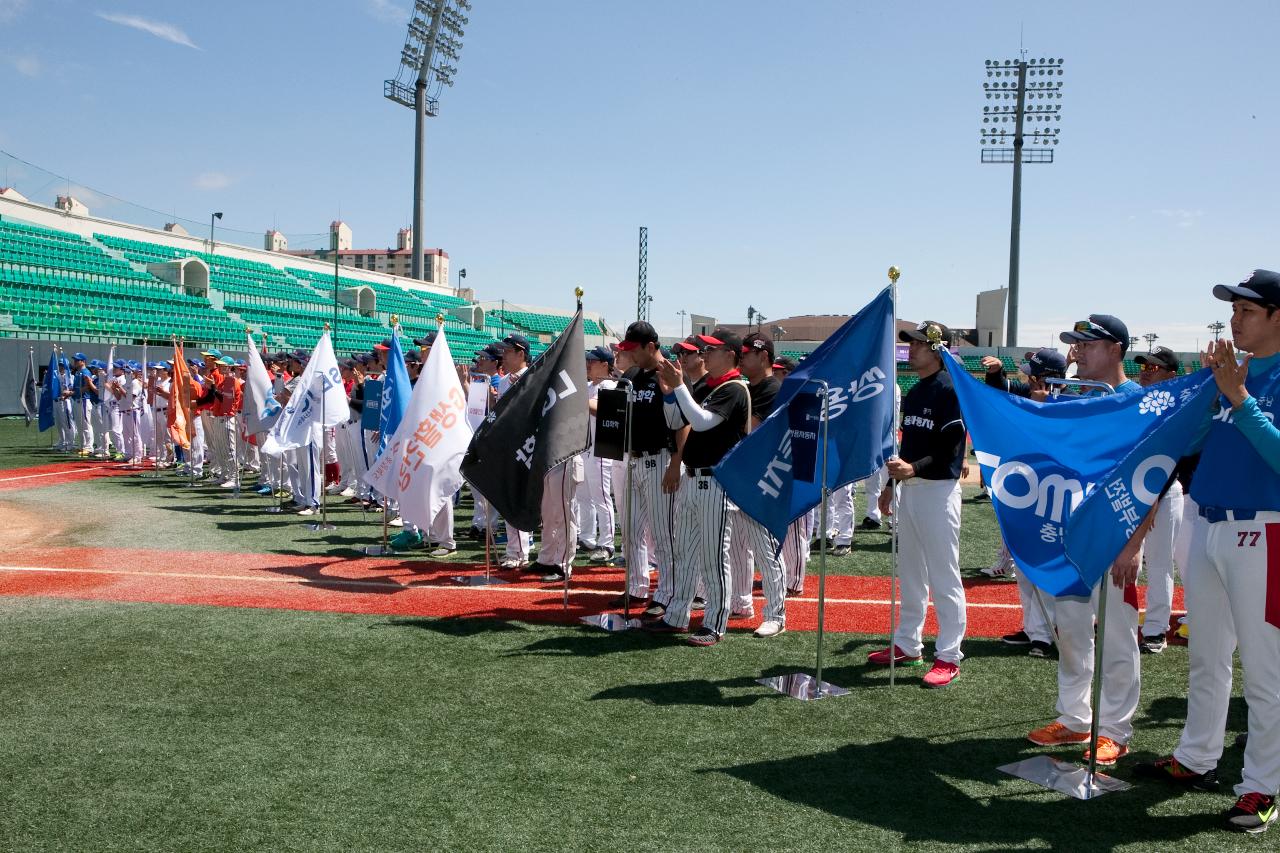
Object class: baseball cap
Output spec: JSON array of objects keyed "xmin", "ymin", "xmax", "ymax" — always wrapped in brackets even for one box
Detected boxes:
[
  {"xmin": 475, "ymin": 344, "xmax": 502, "ymax": 363},
  {"xmin": 673, "ymin": 336, "xmax": 702, "ymax": 354},
  {"xmin": 702, "ymin": 328, "xmax": 744, "ymax": 353},
  {"xmin": 615, "ymin": 320, "xmax": 659, "ymax": 352},
  {"xmin": 373, "ymin": 338, "xmax": 393, "ymax": 352},
  {"xmin": 113, "ymin": 359, "xmax": 127, "ymax": 370},
  {"xmin": 414, "ymin": 331, "xmax": 438, "ymax": 347},
  {"xmin": 1020, "ymin": 348, "xmax": 1068, "ymax": 377},
  {"xmin": 72, "ymin": 352, "xmax": 87, "ymax": 362},
  {"xmin": 899, "ymin": 320, "xmax": 952, "ymax": 347},
  {"xmin": 741, "ymin": 332, "xmax": 775, "ymax": 361},
  {"xmin": 772, "ymin": 355, "xmax": 798, "ymax": 372},
  {"xmin": 585, "ymin": 345, "xmax": 615, "ymax": 364},
  {"xmin": 500, "ymin": 333, "xmax": 531, "ymax": 355},
  {"xmin": 88, "ymin": 359, "xmax": 102, "ymax": 370},
  {"xmin": 58, "ymin": 356, "xmax": 70, "ymax": 367},
  {"xmin": 199, "ymin": 348, "xmax": 224, "ymax": 359},
  {"xmin": 1059, "ymin": 314, "xmax": 1130, "ymax": 351},
  {"xmin": 1213, "ymin": 269, "xmax": 1280, "ymax": 308},
  {"xmin": 403, "ymin": 350, "xmax": 421, "ymax": 364},
  {"xmin": 1136, "ymin": 346, "xmax": 1182, "ymax": 373}
]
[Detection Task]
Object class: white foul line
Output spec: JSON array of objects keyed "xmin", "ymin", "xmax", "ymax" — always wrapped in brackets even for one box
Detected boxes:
[
  {"xmin": 0, "ymin": 466, "xmax": 119, "ymax": 484},
  {"xmin": 0, "ymin": 564, "xmax": 1023, "ymax": 609}
]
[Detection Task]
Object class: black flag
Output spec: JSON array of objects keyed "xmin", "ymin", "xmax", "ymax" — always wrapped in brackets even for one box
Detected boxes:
[
  {"xmin": 20, "ymin": 348, "xmax": 38, "ymax": 426},
  {"xmin": 461, "ymin": 308, "xmax": 591, "ymax": 531}
]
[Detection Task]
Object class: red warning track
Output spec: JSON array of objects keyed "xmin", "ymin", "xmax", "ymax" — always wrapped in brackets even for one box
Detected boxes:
[
  {"xmin": 0, "ymin": 545, "xmax": 1184, "ymax": 636},
  {"xmin": 0, "ymin": 460, "xmax": 138, "ymax": 491}
]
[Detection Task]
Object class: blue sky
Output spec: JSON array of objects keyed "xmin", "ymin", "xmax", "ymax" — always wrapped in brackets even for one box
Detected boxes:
[{"xmin": 2, "ymin": 0, "xmax": 1277, "ymax": 351}]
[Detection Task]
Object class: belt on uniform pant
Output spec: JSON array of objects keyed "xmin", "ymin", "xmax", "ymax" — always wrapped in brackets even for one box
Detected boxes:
[
  {"xmin": 633, "ymin": 449, "xmax": 664, "ymax": 458},
  {"xmin": 1199, "ymin": 506, "xmax": 1257, "ymax": 523},
  {"xmin": 685, "ymin": 467, "xmax": 714, "ymax": 478}
]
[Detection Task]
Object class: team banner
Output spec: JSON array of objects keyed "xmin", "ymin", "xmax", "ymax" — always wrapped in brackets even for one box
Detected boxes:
[
  {"xmin": 376, "ymin": 332, "xmax": 411, "ymax": 459},
  {"xmin": 20, "ymin": 349, "xmax": 38, "ymax": 426},
  {"xmin": 461, "ymin": 308, "xmax": 590, "ymax": 531},
  {"xmin": 37, "ymin": 350, "xmax": 59, "ymax": 432},
  {"xmin": 261, "ymin": 330, "xmax": 348, "ymax": 455},
  {"xmin": 943, "ymin": 351, "xmax": 1216, "ymax": 596},
  {"xmin": 362, "ymin": 379, "xmax": 383, "ymax": 431},
  {"xmin": 1064, "ymin": 372, "xmax": 1218, "ymax": 590},
  {"xmin": 364, "ymin": 326, "xmax": 472, "ymax": 531},
  {"xmin": 715, "ymin": 287, "xmax": 896, "ymax": 543},
  {"xmin": 168, "ymin": 343, "xmax": 193, "ymax": 450},
  {"xmin": 464, "ymin": 378, "xmax": 489, "ymax": 430},
  {"xmin": 242, "ymin": 332, "xmax": 281, "ymax": 434}
]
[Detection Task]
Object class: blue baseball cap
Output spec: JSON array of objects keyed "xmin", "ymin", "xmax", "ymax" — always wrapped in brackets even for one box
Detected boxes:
[
  {"xmin": 500, "ymin": 333, "xmax": 531, "ymax": 355},
  {"xmin": 1214, "ymin": 269, "xmax": 1280, "ymax": 308},
  {"xmin": 72, "ymin": 352, "xmax": 87, "ymax": 362},
  {"xmin": 1020, "ymin": 348, "xmax": 1068, "ymax": 377},
  {"xmin": 586, "ymin": 345, "xmax": 614, "ymax": 364},
  {"xmin": 199, "ymin": 348, "xmax": 224, "ymax": 359}
]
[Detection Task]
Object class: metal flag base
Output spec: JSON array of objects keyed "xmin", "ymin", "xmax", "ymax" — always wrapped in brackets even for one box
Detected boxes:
[
  {"xmin": 363, "ymin": 544, "xmax": 396, "ymax": 556},
  {"xmin": 307, "ymin": 521, "xmax": 337, "ymax": 532},
  {"xmin": 449, "ymin": 574, "xmax": 506, "ymax": 586},
  {"xmin": 579, "ymin": 613, "xmax": 641, "ymax": 632},
  {"xmin": 997, "ymin": 756, "xmax": 1131, "ymax": 800},
  {"xmin": 756, "ymin": 673, "xmax": 851, "ymax": 701}
]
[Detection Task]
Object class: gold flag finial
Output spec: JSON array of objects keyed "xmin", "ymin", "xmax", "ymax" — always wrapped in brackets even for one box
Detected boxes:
[
  {"xmin": 888, "ymin": 266, "xmax": 901, "ymax": 284},
  {"xmin": 390, "ymin": 313, "xmax": 399, "ymax": 327},
  {"xmin": 574, "ymin": 286, "xmax": 584, "ymax": 300},
  {"xmin": 323, "ymin": 322, "xmax": 330, "ymax": 331},
  {"xmin": 436, "ymin": 313, "xmax": 445, "ymax": 324}
]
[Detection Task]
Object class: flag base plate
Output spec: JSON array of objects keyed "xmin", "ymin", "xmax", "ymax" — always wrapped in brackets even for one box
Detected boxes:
[
  {"xmin": 307, "ymin": 522, "xmax": 338, "ymax": 532},
  {"xmin": 756, "ymin": 673, "xmax": 850, "ymax": 701},
  {"xmin": 997, "ymin": 756, "xmax": 1131, "ymax": 800},
  {"xmin": 579, "ymin": 614, "xmax": 641, "ymax": 632},
  {"xmin": 448, "ymin": 575, "xmax": 506, "ymax": 586},
  {"xmin": 363, "ymin": 544, "xmax": 396, "ymax": 557},
  {"xmin": 262, "ymin": 507, "xmax": 284, "ymax": 515}
]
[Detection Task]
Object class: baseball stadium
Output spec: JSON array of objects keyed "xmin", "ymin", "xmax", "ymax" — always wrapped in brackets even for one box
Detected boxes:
[{"xmin": 2, "ymin": 2, "xmax": 1276, "ymax": 851}]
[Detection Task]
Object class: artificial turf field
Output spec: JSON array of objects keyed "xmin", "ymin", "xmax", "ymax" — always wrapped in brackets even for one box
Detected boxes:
[{"xmin": 0, "ymin": 417, "xmax": 1259, "ymax": 851}]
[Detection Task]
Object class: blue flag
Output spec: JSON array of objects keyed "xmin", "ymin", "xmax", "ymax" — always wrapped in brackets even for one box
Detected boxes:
[
  {"xmin": 376, "ymin": 332, "xmax": 411, "ymax": 459},
  {"xmin": 715, "ymin": 287, "xmax": 896, "ymax": 543},
  {"xmin": 944, "ymin": 352, "xmax": 1216, "ymax": 596},
  {"xmin": 1065, "ymin": 373, "xmax": 1218, "ymax": 589},
  {"xmin": 38, "ymin": 351, "xmax": 60, "ymax": 432}
]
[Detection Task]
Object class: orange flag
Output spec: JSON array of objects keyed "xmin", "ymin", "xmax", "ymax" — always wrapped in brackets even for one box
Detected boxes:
[{"xmin": 168, "ymin": 342, "xmax": 194, "ymax": 450}]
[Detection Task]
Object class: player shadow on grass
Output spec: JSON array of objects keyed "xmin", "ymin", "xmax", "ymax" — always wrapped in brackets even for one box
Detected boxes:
[
  {"xmin": 378, "ymin": 616, "xmax": 529, "ymax": 637},
  {"xmin": 708, "ymin": 735, "xmax": 1220, "ymax": 849},
  {"xmin": 256, "ymin": 561, "xmax": 412, "ymax": 595}
]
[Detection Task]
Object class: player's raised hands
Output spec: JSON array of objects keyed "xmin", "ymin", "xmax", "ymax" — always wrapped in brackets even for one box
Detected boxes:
[
  {"xmin": 1204, "ymin": 339, "xmax": 1250, "ymax": 408},
  {"xmin": 656, "ymin": 355, "xmax": 682, "ymax": 395}
]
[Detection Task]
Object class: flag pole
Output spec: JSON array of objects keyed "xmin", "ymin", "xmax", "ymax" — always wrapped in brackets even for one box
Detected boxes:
[
  {"xmin": 579, "ymin": 376, "xmax": 635, "ymax": 633},
  {"xmin": 887, "ymin": 265, "xmax": 901, "ymax": 688},
  {"xmin": 562, "ymin": 288, "xmax": 585, "ymax": 613}
]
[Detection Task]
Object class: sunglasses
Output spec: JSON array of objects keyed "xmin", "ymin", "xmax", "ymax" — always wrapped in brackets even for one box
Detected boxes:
[
  {"xmin": 1072, "ymin": 320, "xmax": 1120, "ymax": 343},
  {"xmin": 1140, "ymin": 363, "xmax": 1169, "ymax": 373}
]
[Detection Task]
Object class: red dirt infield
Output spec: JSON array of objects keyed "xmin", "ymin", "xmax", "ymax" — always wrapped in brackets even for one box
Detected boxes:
[
  {"xmin": 0, "ymin": 544, "xmax": 1184, "ymax": 636},
  {"xmin": 0, "ymin": 459, "xmax": 140, "ymax": 491}
]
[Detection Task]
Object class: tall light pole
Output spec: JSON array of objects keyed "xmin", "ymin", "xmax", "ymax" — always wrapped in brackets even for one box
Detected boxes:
[
  {"xmin": 677, "ymin": 309, "xmax": 687, "ymax": 337},
  {"xmin": 636, "ymin": 227, "xmax": 649, "ymax": 322},
  {"xmin": 1209, "ymin": 320, "xmax": 1225, "ymax": 343},
  {"xmin": 1142, "ymin": 332, "xmax": 1159, "ymax": 352},
  {"xmin": 208, "ymin": 211, "xmax": 223, "ymax": 254},
  {"xmin": 980, "ymin": 56, "xmax": 1064, "ymax": 347},
  {"xmin": 457, "ymin": 266, "xmax": 466, "ymax": 295},
  {"xmin": 385, "ymin": 0, "xmax": 471, "ymax": 282}
]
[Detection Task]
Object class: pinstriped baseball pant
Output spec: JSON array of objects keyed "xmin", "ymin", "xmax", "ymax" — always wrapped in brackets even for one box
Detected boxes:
[
  {"xmin": 626, "ymin": 451, "xmax": 677, "ymax": 602},
  {"xmin": 729, "ymin": 514, "xmax": 787, "ymax": 624},
  {"xmin": 665, "ymin": 471, "xmax": 735, "ymax": 634}
]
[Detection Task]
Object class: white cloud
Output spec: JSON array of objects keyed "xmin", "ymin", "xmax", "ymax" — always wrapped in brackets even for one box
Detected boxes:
[
  {"xmin": 194, "ymin": 171, "xmax": 232, "ymax": 191},
  {"xmin": 9, "ymin": 53, "xmax": 38, "ymax": 76},
  {"xmin": 1154, "ymin": 208, "xmax": 1204, "ymax": 229},
  {"xmin": 365, "ymin": 0, "xmax": 406, "ymax": 24},
  {"xmin": 0, "ymin": 0, "xmax": 28, "ymax": 25},
  {"xmin": 96, "ymin": 12, "xmax": 200, "ymax": 49}
]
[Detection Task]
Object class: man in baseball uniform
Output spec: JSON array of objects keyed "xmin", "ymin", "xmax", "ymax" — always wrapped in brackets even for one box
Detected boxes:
[
  {"xmin": 69, "ymin": 353, "xmax": 96, "ymax": 456},
  {"xmin": 1133, "ymin": 270, "xmax": 1280, "ymax": 833},
  {"xmin": 870, "ymin": 321, "xmax": 967, "ymax": 688},
  {"xmin": 581, "ymin": 345, "xmax": 619, "ymax": 562},
  {"xmin": 649, "ymin": 328, "xmax": 750, "ymax": 646},
  {"xmin": 1026, "ymin": 314, "xmax": 1142, "ymax": 766},
  {"xmin": 497, "ymin": 334, "xmax": 534, "ymax": 569}
]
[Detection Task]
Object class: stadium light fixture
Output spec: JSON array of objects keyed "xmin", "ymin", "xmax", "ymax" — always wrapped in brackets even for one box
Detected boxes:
[
  {"xmin": 384, "ymin": 0, "xmax": 472, "ymax": 281},
  {"xmin": 1142, "ymin": 332, "xmax": 1159, "ymax": 352},
  {"xmin": 1208, "ymin": 320, "xmax": 1225, "ymax": 342},
  {"xmin": 209, "ymin": 211, "xmax": 223, "ymax": 253},
  {"xmin": 980, "ymin": 55, "xmax": 1064, "ymax": 347}
]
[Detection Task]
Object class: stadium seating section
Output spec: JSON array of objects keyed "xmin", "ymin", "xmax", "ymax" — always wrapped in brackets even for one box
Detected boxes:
[{"xmin": 0, "ymin": 215, "xmax": 1199, "ymax": 378}]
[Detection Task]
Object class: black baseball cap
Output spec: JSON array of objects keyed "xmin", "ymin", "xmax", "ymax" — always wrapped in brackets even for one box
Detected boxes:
[
  {"xmin": 1060, "ymin": 314, "xmax": 1130, "ymax": 352},
  {"xmin": 585, "ymin": 345, "xmax": 615, "ymax": 364},
  {"xmin": 1136, "ymin": 346, "xmax": 1182, "ymax": 373},
  {"xmin": 413, "ymin": 331, "xmax": 438, "ymax": 347},
  {"xmin": 501, "ymin": 333, "xmax": 531, "ymax": 355},
  {"xmin": 899, "ymin": 320, "xmax": 952, "ymax": 347},
  {"xmin": 615, "ymin": 320, "xmax": 659, "ymax": 352},
  {"xmin": 741, "ymin": 332, "xmax": 775, "ymax": 361},
  {"xmin": 403, "ymin": 350, "xmax": 421, "ymax": 364},
  {"xmin": 772, "ymin": 355, "xmax": 798, "ymax": 372},
  {"xmin": 703, "ymin": 328, "xmax": 743, "ymax": 353},
  {"xmin": 1213, "ymin": 269, "xmax": 1280, "ymax": 308},
  {"xmin": 374, "ymin": 338, "xmax": 393, "ymax": 352},
  {"xmin": 1020, "ymin": 347, "xmax": 1068, "ymax": 377},
  {"xmin": 672, "ymin": 336, "xmax": 702, "ymax": 355}
]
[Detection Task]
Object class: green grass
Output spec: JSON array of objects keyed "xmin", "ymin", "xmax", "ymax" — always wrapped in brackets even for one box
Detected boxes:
[
  {"xmin": 0, "ymin": 415, "xmax": 60, "ymax": 470},
  {"xmin": 0, "ymin": 417, "xmax": 1259, "ymax": 852}
]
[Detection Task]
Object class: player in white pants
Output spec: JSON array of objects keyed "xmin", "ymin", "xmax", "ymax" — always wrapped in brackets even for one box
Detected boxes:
[
  {"xmin": 728, "ymin": 516, "xmax": 787, "ymax": 628},
  {"xmin": 780, "ymin": 513, "xmax": 813, "ymax": 594},
  {"xmin": 861, "ymin": 465, "xmax": 890, "ymax": 527},
  {"xmin": 824, "ymin": 482, "xmax": 854, "ymax": 553},
  {"xmin": 870, "ymin": 321, "xmax": 967, "ymax": 688},
  {"xmin": 532, "ymin": 459, "xmax": 584, "ymax": 580},
  {"xmin": 1133, "ymin": 274, "xmax": 1280, "ymax": 834},
  {"xmin": 580, "ymin": 347, "xmax": 618, "ymax": 560}
]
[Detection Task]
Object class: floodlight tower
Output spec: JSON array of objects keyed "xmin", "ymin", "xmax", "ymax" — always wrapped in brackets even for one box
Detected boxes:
[
  {"xmin": 980, "ymin": 56, "xmax": 1064, "ymax": 347},
  {"xmin": 637, "ymin": 227, "xmax": 649, "ymax": 321},
  {"xmin": 1209, "ymin": 320, "xmax": 1225, "ymax": 343},
  {"xmin": 1143, "ymin": 332, "xmax": 1159, "ymax": 352},
  {"xmin": 385, "ymin": 0, "xmax": 471, "ymax": 282}
]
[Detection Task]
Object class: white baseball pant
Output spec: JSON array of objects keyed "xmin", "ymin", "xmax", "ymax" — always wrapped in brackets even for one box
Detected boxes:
[
  {"xmin": 577, "ymin": 454, "xmax": 616, "ymax": 552},
  {"xmin": 536, "ymin": 459, "xmax": 583, "ymax": 570},
  {"xmin": 729, "ymin": 513, "xmax": 787, "ymax": 624},
  {"xmin": 1142, "ymin": 480, "xmax": 1184, "ymax": 638},
  {"xmin": 626, "ymin": 451, "xmax": 679, "ymax": 602},
  {"xmin": 664, "ymin": 470, "xmax": 735, "ymax": 634},
  {"xmin": 893, "ymin": 477, "xmax": 966, "ymax": 663},
  {"xmin": 781, "ymin": 513, "xmax": 813, "ymax": 593},
  {"xmin": 76, "ymin": 398, "xmax": 95, "ymax": 452},
  {"xmin": 825, "ymin": 482, "xmax": 854, "ymax": 545},
  {"xmin": 1173, "ymin": 511, "xmax": 1280, "ymax": 797},
  {"xmin": 1054, "ymin": 575, "xmax": 1141, "ymax": 744},
  {"xmin": 863, "ymin": 466, "xmax": 890, "ymax": 523}
]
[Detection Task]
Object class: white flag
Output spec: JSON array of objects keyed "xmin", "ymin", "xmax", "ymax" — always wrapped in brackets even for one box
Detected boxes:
[
  {"xmin": 363, "ymin": 326, "xmax": 472, "ymax": 530},
  {"xmin": 261, "ymin": 329, "xmax": 348, "ymax": 456},
  {"xmin": 243, "ymin": 332, "xmax": 281, "ymax": 434}
]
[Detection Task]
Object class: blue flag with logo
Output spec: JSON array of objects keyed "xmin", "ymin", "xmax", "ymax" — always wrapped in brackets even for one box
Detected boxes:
[
  {"xmin": 715, "ymin": 287, "xmax": 896, "ymax": 543},
  {"xmin": 38, "ymin": 351, "xmax": 60, "ymax": 432},
  {"xmin": 944, "ymin": 352, "xmax": 1216, "ymax": 596},
  {"xmin": 376, "ymin": 333, "xmax": 411, "ymax": 459}
]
